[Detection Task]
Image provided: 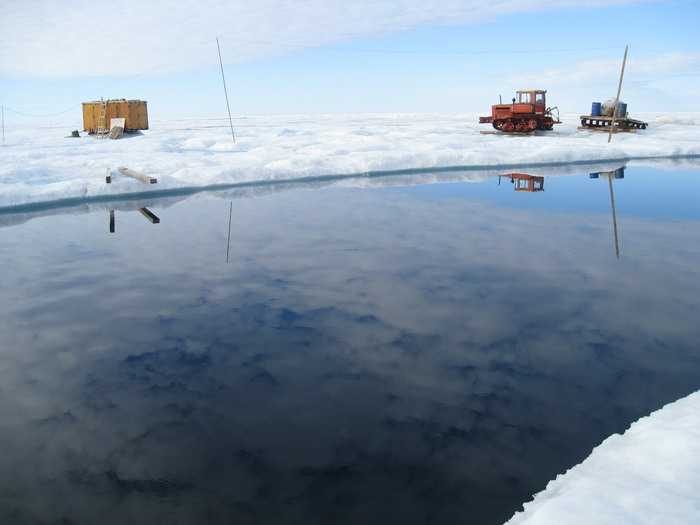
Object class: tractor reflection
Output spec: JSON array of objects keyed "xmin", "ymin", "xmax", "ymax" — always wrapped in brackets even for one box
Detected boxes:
[{"xmin": 497, "ymin": 167, "xmax": 626, "ymax": 259}]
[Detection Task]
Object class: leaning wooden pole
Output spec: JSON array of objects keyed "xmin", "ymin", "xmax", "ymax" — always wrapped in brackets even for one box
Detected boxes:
[
  {"xmin": 608, "ymin": 45, "xmax": 629, "ymax": 144},
  {"xmin": 216, "ymin": 37, "xmax": 237, "ymax": 145}
]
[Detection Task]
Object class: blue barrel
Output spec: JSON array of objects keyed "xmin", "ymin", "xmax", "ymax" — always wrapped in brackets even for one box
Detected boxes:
[
  {"xmin": 617, "ymin": 102, "xmax": 627, "ymax": 118},
  {"xmin": 591, "ymin": 102, "xmax": 602, "ymax": 116}
]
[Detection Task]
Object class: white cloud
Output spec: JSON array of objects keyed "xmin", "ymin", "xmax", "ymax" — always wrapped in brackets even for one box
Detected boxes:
[
  {"xmin": 0, "ymin": 0, "xmax": 646, "ymax": 77},
  {"xmin": 511, "ymin": 52, "xmax": 700, "ymax": 86}
]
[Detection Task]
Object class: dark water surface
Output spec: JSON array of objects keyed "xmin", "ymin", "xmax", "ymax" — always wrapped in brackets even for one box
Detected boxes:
[{"xmin": 1, "ymin": 163, "xmax": 699, "ymax": 524}]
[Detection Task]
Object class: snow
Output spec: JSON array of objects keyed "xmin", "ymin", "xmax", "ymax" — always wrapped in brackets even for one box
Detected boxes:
[
  {"xmin": 1, "ymin": 112, "xmax": 699, "ymax": 210},
  {"xmin": 505, "ymin": 390, "xmax": 700, "ymax": 525}
]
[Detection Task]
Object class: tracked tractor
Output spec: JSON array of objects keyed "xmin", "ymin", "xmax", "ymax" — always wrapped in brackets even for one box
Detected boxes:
[{"xmin": 479, "ymin": 90, "xmax": 560, "ymax": 133}]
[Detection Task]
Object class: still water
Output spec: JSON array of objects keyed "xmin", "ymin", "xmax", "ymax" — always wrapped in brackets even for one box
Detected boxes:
[{"xmin": 0, "ymin": 162, "xmax": 699, "ymax": 524}]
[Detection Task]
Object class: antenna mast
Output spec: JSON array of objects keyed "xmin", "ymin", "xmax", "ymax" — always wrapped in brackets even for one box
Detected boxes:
[{"xmin": 216, "ymin": 37, "xmax": 236, "ymax": 145}]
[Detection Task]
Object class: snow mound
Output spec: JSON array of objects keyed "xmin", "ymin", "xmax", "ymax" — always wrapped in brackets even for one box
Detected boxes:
[
  {"xmin": 505, "ymin": 390, "xmax": 700, "ymax": 525},
  {"xmin": 1, "ymin": 112, "xmax": 699, "ymax": 210}
]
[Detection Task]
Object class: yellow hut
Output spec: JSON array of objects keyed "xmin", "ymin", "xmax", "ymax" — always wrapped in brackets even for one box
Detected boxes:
[{"xmin": 82, "ymin": 99, "xmax": 148, "ymax": 134}]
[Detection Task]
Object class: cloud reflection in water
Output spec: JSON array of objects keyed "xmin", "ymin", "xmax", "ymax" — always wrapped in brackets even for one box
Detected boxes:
[{"xmin": 0, "ymin": 165, "xmax": 699, "ymax": 524}]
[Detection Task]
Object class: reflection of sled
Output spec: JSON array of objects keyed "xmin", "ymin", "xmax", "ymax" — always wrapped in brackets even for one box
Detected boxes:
[
  {"xmin": 590, "ymin": 167, "xmax": 625, "ymax": 179},
  {"xmin": 499, "ymin": 173, "xmax": 544, "ymax": 192}
]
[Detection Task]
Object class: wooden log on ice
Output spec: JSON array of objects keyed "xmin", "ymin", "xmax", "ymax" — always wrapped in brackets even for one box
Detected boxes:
[{"xmin": 117, "ymin": 167, "xmax": 157, "ymax": 184}]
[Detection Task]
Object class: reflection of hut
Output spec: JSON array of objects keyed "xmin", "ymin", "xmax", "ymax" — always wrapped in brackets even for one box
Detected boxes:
[
  {"xmin": 82, "ymin": 99, "xmax": 148, "ymax": 134},
  {"xmin": 507, "ymin": 173, "xmax": 545, "ymax": 192}
]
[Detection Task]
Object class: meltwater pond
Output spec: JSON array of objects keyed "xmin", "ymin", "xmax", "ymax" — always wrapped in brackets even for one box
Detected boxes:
[{"xmin": 0, "ymin": 162, "xmax": 699, "ymax": 524}]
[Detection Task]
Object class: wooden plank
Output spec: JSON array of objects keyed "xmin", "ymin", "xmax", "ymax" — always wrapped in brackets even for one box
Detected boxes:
[
  {"xmin": 140, "ymin": 100, "xmax": 149, "ymax": 130},
  {"xmin": 117, "ymin": 166, "xmax": 157, "ymax": 184},
  {"xmin": 127, "ymin": 100, "xmax": 148, "ymax": 130},
  {"xmin": 580, "ymin": 115, "xmax": 614, "ymax": 122},
  {"xmin": 108, "ymin": 101, "xmax": 118, "ymax": 129},
  {"xmin": 139, "ymin": 207, "xmax": 160, "ymax": 224},
  {"xmin": 578, "ymin": 126, "xmax": 636, "ymax": 133},
  {"xmin": 82, "ymin": 103, "xmax": 93, "ymax": 132}
]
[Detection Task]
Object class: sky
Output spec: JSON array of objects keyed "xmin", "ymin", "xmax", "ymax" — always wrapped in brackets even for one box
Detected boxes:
[{"xmin": 1, "ymin": 0, "xmax": 699, "ymax": 122}]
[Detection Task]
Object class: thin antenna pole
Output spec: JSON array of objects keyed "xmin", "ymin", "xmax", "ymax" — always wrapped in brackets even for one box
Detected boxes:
[
  {"xmin": 608, "ymin": 45, "xmax": 629, "ymax": 144},
  {"xmin": 216, "ymin": 37, "xmax": 236, "ymax": 145},
  {"xmin": 226, "ymin": 201, "xmax": 233, "ymax": 263},
  {"xmin": 608, "ymin": 174, "xmax": 620, "ymax": 259}
]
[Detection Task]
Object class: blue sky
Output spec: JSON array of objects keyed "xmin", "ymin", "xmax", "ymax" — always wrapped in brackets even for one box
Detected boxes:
[{"xmin": 1, "ymin": 0, "xmax": 699, "ymax": 122}]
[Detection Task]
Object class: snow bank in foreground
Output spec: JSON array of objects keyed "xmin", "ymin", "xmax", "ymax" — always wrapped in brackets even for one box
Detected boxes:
[
  {"xmin": 1, "ymin": 112, "xmax": 699, "ymax": 209},
  {"xmin": 505, "ymin": 390, "xmax": 700, "ymax": 525}
]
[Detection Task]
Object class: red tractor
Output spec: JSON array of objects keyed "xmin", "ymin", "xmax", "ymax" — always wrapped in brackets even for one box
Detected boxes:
[{"xmin": 480, "ymin": 90, "xmax": 560, "ymax": 133}]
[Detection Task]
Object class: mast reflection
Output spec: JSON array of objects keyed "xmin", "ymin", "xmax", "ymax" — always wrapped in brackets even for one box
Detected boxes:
[{"xmin": 590, "ymin": 167, "xmax": 625, "ymax": 259}]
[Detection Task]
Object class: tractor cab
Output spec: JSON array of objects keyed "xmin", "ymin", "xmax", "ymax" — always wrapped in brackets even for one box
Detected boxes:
[{"xmin": 514, "ymin": 90, "xmax": 547, "ymax": 115}]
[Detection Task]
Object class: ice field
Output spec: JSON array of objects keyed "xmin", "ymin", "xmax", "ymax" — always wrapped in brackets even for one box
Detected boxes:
[{"xmin": 1, "ymin": 112, "xmax": 699, "ymax": 209}]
